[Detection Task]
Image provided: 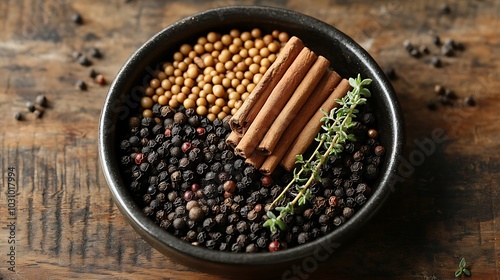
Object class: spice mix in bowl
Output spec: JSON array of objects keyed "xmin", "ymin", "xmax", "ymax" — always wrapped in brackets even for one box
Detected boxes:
[{"xmin": 99, "ymin": 5, "xmax": 404, "ymax": 277}]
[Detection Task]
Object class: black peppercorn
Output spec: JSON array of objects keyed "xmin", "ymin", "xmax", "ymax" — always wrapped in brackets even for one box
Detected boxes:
[
  {"xmin": 245, "ymin": 244, "xmax": 258, "ymax": 253},
  {"xmin": 78, "ymin": 55, "xmax": 91, "ymax": 66},
  {"xmin": 143, "ymin": 206, "xmax": 154, "ymax": 216},
  {"xmin": 410, "ymin": 48, "xmax": 420, "ymax": 58},
  {"xmin": 464, "ymin": 96, "xmax": 476, "ymax": 106},
  {"xmin": 430, "ymin": 56, "xmax": 441, "ymax": 68},
  {"xmin": 236, "ymin": 220, "xmax": 249, "ymax": 234},
  {"xmin": 385, "ymin": 67, "xmax": 397, "ymax": 80},
  {"xmin": 76, "ymin": 80, "xmax": 87, "ymax": 90},
  {"xmin": 88, "ymin": 47, "xmax": 102, "ymax": 58},
  {"xmin": 441, "ymin": 44, "xmax": 454, "ymax": 57},
  {"xmin": 196, "ymin": 163, "xmax": 209, "ymax": 175},
  {"xmin": 170, "ymin": 146, "xmax": 183, "ymax": 159},
  {"xmin": 350, "ymin": 161, "xmax": 363, "ymax": 173},
  {"xmin": 35, "ymin": 94, "xmax": 47, "ymax": 107},
  {"xmin": 178, "ymin": 157, "xmax": 191, "ymax": 170},
  {"xmin": 297, "ymin": 232, "xmax": 309, "ymax": 244},
  {"xmin": 203, "ymin": 183, "xmax": 217, "ymax": 198},
  {"xmin": 365, "ymin": 164, "xmax": 379, "ymax": 179},
  {"xmin": 333, "ymin": 216, "xmax": 345, "ymax": 226},
  {"xmin": 71, "ymin": 12, "xmax": 83, "ymax": 24}
]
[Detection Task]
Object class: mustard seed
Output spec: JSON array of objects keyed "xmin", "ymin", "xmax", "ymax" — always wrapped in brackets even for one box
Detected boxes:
[{"xmin": 140, "ymin": 29, "xmax": 287, "ymax": 119}]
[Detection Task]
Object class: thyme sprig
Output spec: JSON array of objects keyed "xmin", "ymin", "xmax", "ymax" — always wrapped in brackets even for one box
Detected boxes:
[
  {"xmin": 263, "ymin": 74, "xmax": 372, "ymax": 233},
  {"xmin": 455, "ymin": 257, "xmax": 471, "ymax": 277}
]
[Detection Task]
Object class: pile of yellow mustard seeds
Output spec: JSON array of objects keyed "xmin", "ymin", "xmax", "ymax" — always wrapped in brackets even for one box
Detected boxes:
[{"xmin": 140, "ymin": 28, "xmax": 290, "ymax": 121}]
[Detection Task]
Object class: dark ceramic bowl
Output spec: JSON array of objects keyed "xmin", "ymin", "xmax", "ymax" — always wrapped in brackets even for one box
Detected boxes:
[{"xmin": 99, "ymin": 5, "xmax": 404, "ymax": 278}]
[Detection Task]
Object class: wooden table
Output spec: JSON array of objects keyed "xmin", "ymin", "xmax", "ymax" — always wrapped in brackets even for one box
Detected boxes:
[{"xmin": 1, "ymin": 0, "xmax": 499, "ymax": 279}]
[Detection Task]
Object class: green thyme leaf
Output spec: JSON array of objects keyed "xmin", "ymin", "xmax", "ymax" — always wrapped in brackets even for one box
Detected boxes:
[
  {"xmin": 275, "ymin": 219, "xmax": 286, "ymax": 231},
  {"xmin": 270, "ymin": 224, "xmax": 276, "ymax": 233},
  {"xmin": 267, "ymin": 211, "xmax": 276, "ymax": 219},
  {"xmin": 459, "ymin": 257, "xmax": 466, "ymax": 268},
  {"xmin": 360, "ymin": 78, "xmax": 373, "ymax": 86},
  {"xmin": 263, "ymin": 219, "xmax": 274, "ymax": 227}
]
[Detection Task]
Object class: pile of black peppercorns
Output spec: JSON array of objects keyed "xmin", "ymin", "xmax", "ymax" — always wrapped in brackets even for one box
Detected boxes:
[{"xmin": 118, "ymin": 91, "xmax": 384, "ymax": 253}]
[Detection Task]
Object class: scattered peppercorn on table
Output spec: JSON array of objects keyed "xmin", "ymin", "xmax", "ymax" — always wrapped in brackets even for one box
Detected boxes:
[{"xmin": 1, "ymin": 0, "xmax": 500, "ymax": 279}]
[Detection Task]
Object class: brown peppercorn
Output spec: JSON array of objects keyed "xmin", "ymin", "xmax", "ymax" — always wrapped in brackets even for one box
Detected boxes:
[
  {"xmin": 254, "ymin": 204, "xmax": 263, "ymax": 213},
  {"xmin": 223, "ymin": 191, "xmax": 234, "ymax": 198},
  {"xmin": 95, "ymin": 74, "xmax": 106, "ymax": 85},
  {"xmin": 260, "ymin": 175, "xmax": 273, "ymax": 187},
  {"xmin": 367, "ymin": 129, "xmax": 378, "ymax": 139},
  {"xmin": 223, "ymin": 180, "xmax": 236, "ymax": 193},
  {"xmin": 328, "ymin": 196, "xmax": 337, "ymax": 207},
  {"xmin": 374, "ymin": 145, "xmax": 385, "ymax": 156}
]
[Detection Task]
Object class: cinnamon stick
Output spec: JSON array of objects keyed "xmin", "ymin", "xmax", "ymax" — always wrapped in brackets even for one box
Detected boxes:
[
  {"xmin": 280, "ymin": 78, "xmax": 351, "ymax": 171},
  {"xmin": 257, "ymin": 55, "xmax": 330, "ymax": 155},
  {"xmin": 235, "ymin": 48, "xmax": 317, "ymax": 158},
  {"xmin": 259, "ymin": 69, "xmax": 342, "ymax": 175},
  {"xmin": 245, "ymin": 151, "xmax": 267, "ymax": 169},
  {"xmin": 229, "ymin": 36, "xmax": 305, "ymax": 136},
  {"xmin": 225, "ymin": 131, "xmax": 241, "ymax": 149}
]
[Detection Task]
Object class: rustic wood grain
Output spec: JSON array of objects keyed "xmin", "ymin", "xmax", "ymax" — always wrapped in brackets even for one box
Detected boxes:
[{"xmin": 0, "ymin": 0, "xmax": 499, "ymax": 279}]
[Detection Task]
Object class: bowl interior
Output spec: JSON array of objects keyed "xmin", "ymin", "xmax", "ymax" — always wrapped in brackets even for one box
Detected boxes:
[{"xmin": 99, "ymin": 5, "xmax": 403, "ymax": 272}]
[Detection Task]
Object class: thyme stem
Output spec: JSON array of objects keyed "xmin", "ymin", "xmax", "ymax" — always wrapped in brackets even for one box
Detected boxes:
[{"xmin": 263, "ymin": 74, "xmax": 372, "ymax": 234}]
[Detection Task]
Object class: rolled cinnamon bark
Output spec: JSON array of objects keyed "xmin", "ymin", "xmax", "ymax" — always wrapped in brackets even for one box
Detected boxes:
[
  {"xmin": 257, "ymin": 55, "xmax": 330, "ymax": 155},
  {"xmin": 225, "ymin": 131, "xmax": 241, "ymax": 149},
  {"xmin": 235, "ymin": 47, "xmax": 317, "ymax": 158},
  {"xmin": 229, "ymin": 36, "xmax": 305, "ymax": 136},
  {"xmin": 245, "ymin": 151, "xmax": 267, "ymax": 169},
  {"xmin": 280, "ymin": 78, "xmax": 351, "ymax": 171},
  {"xmin": 259, "ymin": 70, "xmax": 342, "ymax": 175}
]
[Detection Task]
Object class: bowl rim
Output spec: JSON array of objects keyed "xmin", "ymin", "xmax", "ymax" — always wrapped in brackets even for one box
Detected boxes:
[{"xmin": 99, "ymin": 5, "xmax": 404, "ymax": 266}]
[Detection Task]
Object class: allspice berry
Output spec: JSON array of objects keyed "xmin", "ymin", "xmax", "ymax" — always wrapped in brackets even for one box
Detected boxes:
[
  {"xmin": 173, "ymin": 112, "xmax": 187, "ymax": 124},
  {"xmin": 189, "ymin": 206, "xmax": 205, "ymax": 222}
]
